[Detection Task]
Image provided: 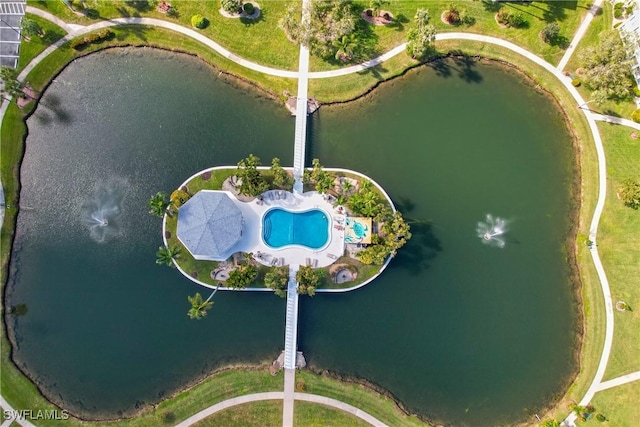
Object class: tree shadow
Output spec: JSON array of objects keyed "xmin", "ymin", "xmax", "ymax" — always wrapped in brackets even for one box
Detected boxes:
[
  {"xmin": 350, "ymin": 3, "xmax": 381, "ymax": 63},
  {"xmin": 35, "ymin": 94, "xmax": 72, "ymax": 124},
  {"xmin": 115, "ymin": 24, "xmax": 149, "ymax": 42},
  {"xmin": 116, "ymin": 6, "xmax": 131, "ymax": 18},
  {"xmin": 550, "ymin": 34, "xmax": 570, "ymax": 49},
  {"xmin": 125, "ymin": 0, "xmax": 152, "ymax": 12},
  {"xmin": 240, "ymin": 9, "xmax": 264, "ymax": 26},
  {"xmin": 602, "ymin": 109, "xmax": 622, "ymax": 118},
  {"xmin": 451, "ymin": 55, "xmax": 483, "ymax": 83},
  {"xmin": 504, "ymin": 2, "xmax": 541, "ymax": 23},
  {"xmin": 386, "ymin": 13, "xmax": 410, "ymax": 32},
  {"xmin": 394, "ymin": 197, "xmax": 416, "ymax": 214},
  {"xmin": 392, "ymin": 221, "xmax": 442, "ymax": 275},
  {"xmin": 356, "ymin": 62, "xmax": 389, "ymax": 81},
  {"xmin": 482, "ymin": 0, "xmax": 502, "ymax": 13},
  {"xmin": 427, "ymin": 60, "xmax": 453, "ymax": 79},
  {"xmin": 42, "ymin": 29, "xmax": 65, "ymax": 45}
]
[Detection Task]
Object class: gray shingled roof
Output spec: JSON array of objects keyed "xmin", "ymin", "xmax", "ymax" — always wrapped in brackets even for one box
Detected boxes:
[{"xmin": 176, "ymin": 191, "xmax": 243, "ymax": 261}]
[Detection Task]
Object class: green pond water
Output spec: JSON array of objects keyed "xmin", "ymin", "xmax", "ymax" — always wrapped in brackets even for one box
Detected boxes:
[{"xmin": 7, "ymin": 48, "xmax": 579, "ymax": 425}]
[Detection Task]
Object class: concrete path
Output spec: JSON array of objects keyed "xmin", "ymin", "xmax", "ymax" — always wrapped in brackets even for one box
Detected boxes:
[
  {"xmin": 556, "ymin": 0, "xmax": 605, "ymax": 72},
  {"xmin": 174, "ymin": 391, "xmax": 387, "ymax": 427},
  {"xmin": 174, "ymin": 392, "xmax": 284, "ymax": 426},
  {"xmin": 283, "ymin": 369, "xmax": 295, "ymax": 427},
  {"xmin": 0, "ymin": 395, "xmax": 35, "ymax": 427},
  {"xmin": 595, "ymin": 371, "xmax": 640, "ymax": 392},
  {"xmin": 592, "ymin": 113, "xmax": 640, "ymax": 130},
  {"xmin": 24, "ymin": 7, "xmax": 299, "ymax": 78},
  {"xmin": 293, "ymin": 393, "xmax": 388, "ymax": 427},
  {"xmin": 25, "ymin": 6, "xmax": 84, "ymax": 33}
]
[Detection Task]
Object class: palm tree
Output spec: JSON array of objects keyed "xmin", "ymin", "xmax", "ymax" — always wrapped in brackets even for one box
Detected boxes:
[
  {"xmin": 148, "ymin": 192, "xmax": 169, "ymax": 217},
  {"xmin": 0, "ymin": 67, "xmax": 26, "ymax": 101},
  {"xmin": 187, "ymin": 286, "xmax": 219, "ymax": 320},
  {"xmin": 156, "ymin": 245, "xmax": 180, "ymax": 267},
  {"xmin": 370, "ymin": 0, "xmax": 389, "ymax": 18},
  {"xmin": 333, "ymin": 34, "xmax": 357, "ymax": 62}
]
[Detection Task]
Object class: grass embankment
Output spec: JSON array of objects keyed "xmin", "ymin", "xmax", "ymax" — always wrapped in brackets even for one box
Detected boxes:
[
  {"xmin": 594, "ymin": 123, "xmax": 640, "ymax": 380},
  {"xmin": 561, "ymin": 1, "xmax": 636, "ymax": 119},
  {"xmin": 192, "ymin": 400, "xmax": 371, "ymax": 427}
]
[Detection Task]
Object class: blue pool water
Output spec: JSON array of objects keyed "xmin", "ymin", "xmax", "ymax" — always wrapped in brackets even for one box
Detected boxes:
[{"xmin": 262, "ymin": 208, "xmax": 329, "ymax": 249}]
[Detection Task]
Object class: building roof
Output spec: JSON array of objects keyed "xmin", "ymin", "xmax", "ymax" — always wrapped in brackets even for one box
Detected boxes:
[{"xmin": 176, "ymin": 191, "xmax": 243, "ymax": 261}]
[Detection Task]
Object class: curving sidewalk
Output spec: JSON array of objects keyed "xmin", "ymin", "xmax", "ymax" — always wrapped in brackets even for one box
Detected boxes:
[
  {"xmin": 173, "ymin": 391, "xmax": 387, "ymax": 427},
  {"xmin": 595, "ymin": 371, "xmax": 640, "ymax": 392},
  {"xmin": 0, "ymin": 9, "xmax": 626, "ymax": 427},
  {"xmin": 591, "ymin": 113, "xmax": 640, "ymax": 130}
]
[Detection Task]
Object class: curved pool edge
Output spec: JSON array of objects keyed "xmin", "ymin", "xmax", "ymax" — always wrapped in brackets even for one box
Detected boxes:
[{"xmin": 162, "ymin": 166, "xmax": 397, "ymax": 293}]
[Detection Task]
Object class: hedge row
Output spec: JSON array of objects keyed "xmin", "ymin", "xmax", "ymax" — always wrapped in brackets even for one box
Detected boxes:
[{"xmin": 70, "ymin": 29, "xmax": 115, "ymax": 50}]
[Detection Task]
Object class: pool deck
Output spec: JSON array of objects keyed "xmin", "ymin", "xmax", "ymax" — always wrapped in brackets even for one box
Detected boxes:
[{"xmin": 225, "ymin": 189, "xmax": 345, "ymax": 268}]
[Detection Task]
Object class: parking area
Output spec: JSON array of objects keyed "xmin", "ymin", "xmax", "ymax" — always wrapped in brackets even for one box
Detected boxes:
[{"xmin": 0, "ymin": 0, "xmax": 26, "ymax": 68}]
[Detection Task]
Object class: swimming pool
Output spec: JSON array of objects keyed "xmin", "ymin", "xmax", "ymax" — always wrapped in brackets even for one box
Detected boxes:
[{"xmin": 262, "ymin": 208, "xmax": 329, "ymax": 249}]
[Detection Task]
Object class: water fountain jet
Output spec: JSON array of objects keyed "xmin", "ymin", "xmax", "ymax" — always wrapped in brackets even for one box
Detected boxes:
[{"xmin": 476, "ymin": 214, "xmax": 508, "ymax": 248}]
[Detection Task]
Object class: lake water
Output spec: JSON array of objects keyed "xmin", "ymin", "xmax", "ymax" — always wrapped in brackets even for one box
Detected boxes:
[{"xmin": 7, "ymin": 49, "xmax": 579, "ymax": 425}]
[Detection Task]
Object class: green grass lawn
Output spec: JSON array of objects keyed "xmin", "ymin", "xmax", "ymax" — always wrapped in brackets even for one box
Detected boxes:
[
  {"xmin": 30, "ymin": 0, "xmax": 300, "ymax": 69},
  {"xmin": 296, "ymin": 371, "xmax": 427, "ymax": 427},
  {"xmin": 595, "ymin": 122, "xmax": 640, "ymax": 381},
  {"xmin": 16, "ymin": 14, "xmax": 66, "ymax": 72},
  {"xmin": 579, "ymin": 381, "xmax": 640, "ymax": 427}
]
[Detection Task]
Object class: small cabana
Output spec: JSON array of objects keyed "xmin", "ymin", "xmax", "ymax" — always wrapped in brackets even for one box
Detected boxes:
[{"xmin": 176, "ymin": 191, "xmax": 243, "ymax": 261}]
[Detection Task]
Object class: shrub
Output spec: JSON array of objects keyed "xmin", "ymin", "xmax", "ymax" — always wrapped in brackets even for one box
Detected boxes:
[
  {"xmin": 445, "ymin": 4, "xmax": 461, "ymax": 24},
  {"xmin": 632, "ymin": 109, "xmax": 640, "ymax": 122},
  {"xmin": 497, "ymin": 10, "xmax": 526, "ymax": 28},
  {"xmin": 614, "ymin": 8, "xmax": 623, "ymax": 18},
  {"xmin": 366, "ymin": 8, "xmax": 373, "ymax": 17},
  {"xmin": 21, "ymin": 18, "xmax": 43, "ymax": 38},
  {"xmin": 541, "ymin": 22, "xmax": 560, "ymax": 44},
  {"xmin": 572, "ymin": 78, "xmax": 581, "ymax": 87},
  {"xmin": 243, "ymin": 2, "xmax": 254, "ymax": 15},
  {"xmin": 634, "ymin": 86, "xmax": 640, "ymax": 97},
  {"xmin": 619, "ymin": 178, "xmax": 640, "ymax": 209},
  {"xmin": 221, "ymin": 0, "xmax": 242, "ymax": 14},
  {"xmin": 70, "ymin": 29, "xmax": 114, "ymax": 50},
  {"xmin": 460, "ymin": 9, "xmax": 474, "ymax": 25},
  {"xmin": 190, "ymin": 14, "xmax": 208, "ymax": 29}
]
